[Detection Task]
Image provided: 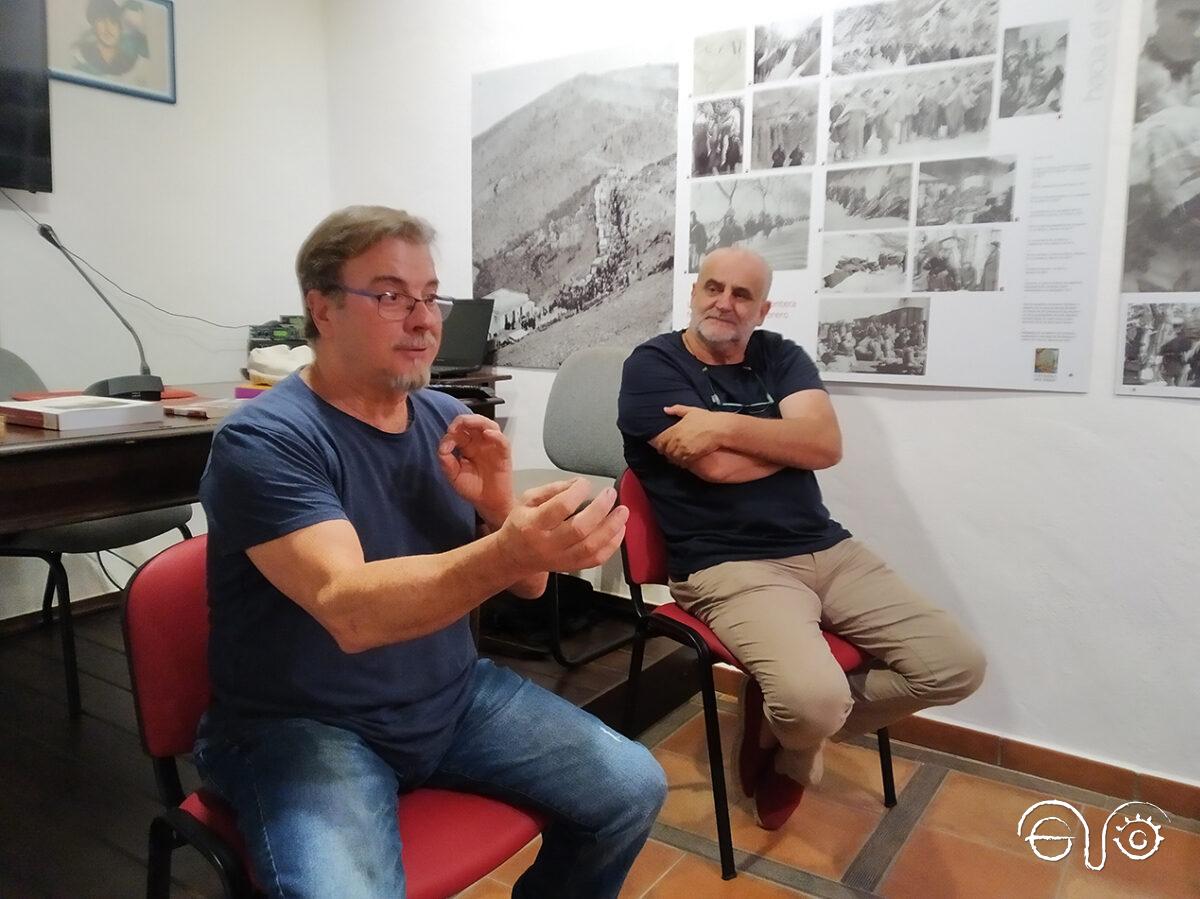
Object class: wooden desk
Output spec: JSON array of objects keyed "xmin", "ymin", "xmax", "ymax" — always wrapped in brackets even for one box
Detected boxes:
[
  {"xmin": 0, "ymin": 391, "xmax": 225, "ymax": 537},
  {"xmin": 0, "ymin": 371, "xmax": 512, "ymax": 536}
]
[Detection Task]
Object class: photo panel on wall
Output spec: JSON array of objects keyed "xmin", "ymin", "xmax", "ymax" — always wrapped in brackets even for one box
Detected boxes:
[
  {"xmin": 692, "ymin": 97, "xmax": 746, "ymax": 177},
  {"xmin": 750, "ymin": 84, "xmax": 819, "ymax": 171},
  {"xmin": 688, "ymin": 173, "xmax": 811, "ymax": 273},
  {"xmin": 754, "ymin": 16, "xmax": 822, "ymax": 83},
  {"xmin": 1122, "ymin": 302, "xmax": 1200, "ymax": 391},
  {"xmin": 824, "ymin": 163, "xmax": 913, "ymax": 231},
  {"xmin": 694, "ymin": 28, "xmax": 746, "ymax": 96},
  {"xmin": 1122, "ymin": 2, "xmax": 1200, "ymax": 296},
  {"xmin": 817, "ymin": 296, "xmax": 930, "ymax": 376},
  {"xmin": 820, "ymin": 230, "xmax": 909, "ymax": 292},
  {"xmin": 916, "ymin": 156, "xmax": 1015, "ymax": 226},
  {"xmin": 828, "ymin": 62, "xmax": 995, "ymax": 164},
  {"xmin": 999, "ymin": 20, "xmax": 1069, "ymax": 119},
  {"xmin": 830, "ymin": 0, "xmax": 999, "ymax": 75},
  {"xmin": 913, "ymin": 227, "xmax": 1003, "ymax": 292}
]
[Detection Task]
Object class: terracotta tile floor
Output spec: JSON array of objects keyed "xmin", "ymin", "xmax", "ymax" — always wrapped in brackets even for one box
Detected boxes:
[{"xmin": 464, "ymin": 700, "xmax": 1199, "ymax": 898}]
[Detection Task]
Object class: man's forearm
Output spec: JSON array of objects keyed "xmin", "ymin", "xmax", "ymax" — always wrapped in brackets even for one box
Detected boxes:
[
  {"xmin": 716, "ymin": 413, "xmax": 842, "ymax": 471},
  {"xmin": 687, "ymin": 448, "xmax": 783, "ymax": 483},
  {"xmin": 317, "ymin": 532, "xmax": 538, "ymax": 652}
]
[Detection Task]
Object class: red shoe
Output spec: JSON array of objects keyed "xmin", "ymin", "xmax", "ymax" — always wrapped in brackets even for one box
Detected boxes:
[
  {"xmin": 754, "ymin": 764, "xmax": 806, "ymax": 831},
  {"xmin": 731, "ymin": 678, "xmax": 772, "ymax": 797}
]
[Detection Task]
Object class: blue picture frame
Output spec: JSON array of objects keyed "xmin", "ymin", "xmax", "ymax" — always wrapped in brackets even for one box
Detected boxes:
[{"xmin": 46, "ymin": 0, "xmax": 176, "ymax": 104}]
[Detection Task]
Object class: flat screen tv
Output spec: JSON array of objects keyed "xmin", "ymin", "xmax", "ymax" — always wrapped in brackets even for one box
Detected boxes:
[{"xmin": 0, "ymin": 0, "xmax": 53, "ymax": 192}]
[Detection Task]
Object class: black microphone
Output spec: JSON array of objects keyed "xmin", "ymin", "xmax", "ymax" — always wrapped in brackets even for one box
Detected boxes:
[{"xmin": 38, "ymin": 224, "xmax": 163, "ymax": 401}]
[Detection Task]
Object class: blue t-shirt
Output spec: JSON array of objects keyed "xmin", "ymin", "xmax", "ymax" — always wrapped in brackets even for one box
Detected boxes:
[
  {"xmin": 198, "ymin": 373, "xmax": 477, "ymax": 771},
  {"xmin": 617, "ymin": 330, "xmax": 850, "ymax": 579}
]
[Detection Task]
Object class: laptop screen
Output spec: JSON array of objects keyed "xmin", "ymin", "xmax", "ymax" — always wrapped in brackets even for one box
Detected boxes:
[{"xmin": 434, "ymin": 298, "xmax": 494, "ymax": 369}]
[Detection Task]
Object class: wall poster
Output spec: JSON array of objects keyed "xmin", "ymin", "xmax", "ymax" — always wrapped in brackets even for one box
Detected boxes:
[
  {"xmin": 1116, "ymin": 0, "xmax": 1200, "ymax": 398},
  {"xmin": 680, "ymin": 0, "xmax": 1121, "ymax": 391}
]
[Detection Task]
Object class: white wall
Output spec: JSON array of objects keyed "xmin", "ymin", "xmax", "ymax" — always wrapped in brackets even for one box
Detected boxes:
[
  {"xmin": 0, "ymin": 0, "xmax": 333, "ymax": 617},
  {"xmin": 323, "ymin": 0, "xmax": 1200, "ymax": 785}
]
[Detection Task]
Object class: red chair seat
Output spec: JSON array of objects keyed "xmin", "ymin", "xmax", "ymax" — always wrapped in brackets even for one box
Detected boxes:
[
  {"xmin": 651, "ymin": 601, "xmax": 869, "ymax": 673},
  {"xmin": 178, "ymin": 786, "xmax": 545, "ymax": 898},
  {"xmin": 399, "ymin": 789, "xmax": 544, "ymax": 899}
]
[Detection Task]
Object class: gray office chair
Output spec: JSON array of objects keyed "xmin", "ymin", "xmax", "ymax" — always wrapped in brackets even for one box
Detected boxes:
[
  {"xmin": 500, "ymin": 346, "xmax": 634, "ymax": 666},
  {"xmin": 0, "ymin": 348, "xmax": 193, "ymax": 718}
]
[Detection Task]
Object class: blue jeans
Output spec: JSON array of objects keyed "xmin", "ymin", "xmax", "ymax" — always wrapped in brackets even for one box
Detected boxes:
[{"xmin": 193, "ymin": 659, "xmax": 667, "ymax": 898}]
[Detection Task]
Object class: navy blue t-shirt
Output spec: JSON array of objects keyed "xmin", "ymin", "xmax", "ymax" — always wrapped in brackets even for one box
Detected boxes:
[
  {"xmin": 199, "ymin": 372, "xmax": 477, "ymax": 771},
  {"xmin": 617, "ymin": 330, "xmax": 850, "ymax": 580}
]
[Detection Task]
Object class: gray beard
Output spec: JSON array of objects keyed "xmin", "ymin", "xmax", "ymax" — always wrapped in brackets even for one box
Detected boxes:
[
  {"xmin": 390, "ymin": 368, "xmax": 431, "ymax": 392},
  {"xmin": 696, "ymin": 320, "xmax": 740, "ymax": 346}
]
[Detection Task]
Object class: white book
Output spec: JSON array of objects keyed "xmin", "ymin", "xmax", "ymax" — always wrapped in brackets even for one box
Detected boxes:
[{"xmin": 0, "ymin": 395, "xmax": 164, "ymax": 431}]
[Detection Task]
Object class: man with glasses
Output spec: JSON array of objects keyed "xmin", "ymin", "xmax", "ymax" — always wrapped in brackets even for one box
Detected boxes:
[
  {"xmin": 196, "ymin": 206, "xmax": 665, "ymax": 897},
  {"xmin": 618, "ymin": 246, "xmax": 984, "ymax": 830}
]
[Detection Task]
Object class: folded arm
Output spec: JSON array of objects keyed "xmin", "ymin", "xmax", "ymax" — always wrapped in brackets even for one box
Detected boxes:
[{"xmin": 652, "ymin": 388, "xmax": 842, "ymax": 482}]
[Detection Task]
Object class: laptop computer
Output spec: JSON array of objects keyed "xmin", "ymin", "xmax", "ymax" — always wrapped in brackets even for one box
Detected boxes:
[{"xmin": 431, "ymin": 297, "xmax": 494, "ymax": 377}]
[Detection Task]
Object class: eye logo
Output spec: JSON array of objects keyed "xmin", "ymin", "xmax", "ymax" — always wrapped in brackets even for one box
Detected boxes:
[{"xmin": 1017, "ymin": 800, "xmax": 1168, "ymax": 870}]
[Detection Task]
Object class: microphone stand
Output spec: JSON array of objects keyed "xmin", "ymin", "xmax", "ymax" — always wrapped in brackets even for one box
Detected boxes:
[{"xmin": 38, "ymin": 224, "xmax": 163, "ymax": 401}]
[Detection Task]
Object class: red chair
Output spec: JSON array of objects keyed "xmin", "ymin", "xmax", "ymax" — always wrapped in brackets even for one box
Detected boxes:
[
  {"xmin": 618, "ymin": 469, "xmax": 897, "ymax": 881},
  {"xmin": 122, "ymin": 535, "xmax": 546, "ymax": 898}
]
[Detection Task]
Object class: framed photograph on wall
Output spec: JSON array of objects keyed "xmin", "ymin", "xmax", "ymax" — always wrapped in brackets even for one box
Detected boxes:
[{"xmin": 46, "ymin": 0, "xmax": 176, "ymax": 104}]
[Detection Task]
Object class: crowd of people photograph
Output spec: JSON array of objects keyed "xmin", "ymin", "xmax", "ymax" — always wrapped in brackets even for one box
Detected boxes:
[
  {"xmin": 831, "ymin": 0, "xmax": 999, "ymax": 75},
  {"xmin": 688, "ymin": 174, "xmax": 812, "ymax": 271},
  {"xmin": 828, "ymin": 63, "xmax": 994, "ymax": 162},
  {"xmin": 817, "ymin": 298, "xmax": 930, "ymax": 375}
]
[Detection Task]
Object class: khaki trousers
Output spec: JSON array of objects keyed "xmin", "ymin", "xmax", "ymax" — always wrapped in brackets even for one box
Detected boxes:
[{"xmin": 669, "ymin": 539, "xmax": 986, "ymax": 785}]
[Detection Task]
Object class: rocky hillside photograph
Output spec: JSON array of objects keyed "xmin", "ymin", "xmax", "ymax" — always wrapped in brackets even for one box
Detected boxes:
[{"xmin": 472, "ymin": 54, "xmax": 677, "ymax": 368}]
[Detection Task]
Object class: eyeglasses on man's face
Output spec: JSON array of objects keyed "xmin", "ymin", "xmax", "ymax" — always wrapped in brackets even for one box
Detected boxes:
[
  {"xmin": 702, "ymin": 367, "xmax": 777, "ymax": 418},
  {"xmin": 332, "ymin": 285, "xmax": 454, "ymax": 322}
]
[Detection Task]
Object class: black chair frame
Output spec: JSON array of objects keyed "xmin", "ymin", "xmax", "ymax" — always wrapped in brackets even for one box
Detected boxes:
[
  {"xmin": 622, "ymin": 577, "xmax": 898, "ymax": 881},
  {"xmin": 1, "ymin": 523, "xmax": 193, "ymax": 719}
]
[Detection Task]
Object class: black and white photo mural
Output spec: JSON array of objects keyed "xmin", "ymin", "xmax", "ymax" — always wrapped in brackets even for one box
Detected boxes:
[
  {"xmin": 1116, "ymin": 0, "xmax": 1200, "ymax": 397},
  {"xmin": 472, "ymin": 48, "xmax": 677, "ymax": 368},
  {"xmin": 674, "ymin": 0, "xmax": 1121, "ymax": 390}
]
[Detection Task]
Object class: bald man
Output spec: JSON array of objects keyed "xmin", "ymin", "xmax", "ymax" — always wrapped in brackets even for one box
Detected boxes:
[{"xmin": 617, "ymin": 248, "xmax": 985, "ymax": 830}]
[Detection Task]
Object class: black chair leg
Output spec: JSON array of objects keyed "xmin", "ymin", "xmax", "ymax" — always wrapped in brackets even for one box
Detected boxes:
[
  {"xmin": 146, "ymin": 816, "xmax": 175, "ymax": 899},
  {"xmin": 47, "ymin": 556, "xmax": 81, "ymax": 718},
  {"xmin": 877, "ymin": 727, "xmax": 897, "ymax": 808},
  {"xmin": 178, "ymin": 524, "xmax": 192, "ymax": 540},
  {"xmin": 548, "ymin": 575, "xmax": 635, "ymax": 668},
  {"xmin": 695, "ymin": 651, "xmax": 737, "ymax": 880},
  {"xmin": 622, "ymin": 620, "xmax": 648, "ymax": 736},
  {"xmin": 40, "ymin": 558, "xmax": 58, "ymax": 626}
]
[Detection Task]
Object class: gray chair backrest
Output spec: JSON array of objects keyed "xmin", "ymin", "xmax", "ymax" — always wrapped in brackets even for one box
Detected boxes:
[
  {"xmin": 0, "ymin": 348, "xmax": 47, "ymax": 399},
  {"xmin": 543, "ymin": 346, "xmax": 630, "ymax": 480}
]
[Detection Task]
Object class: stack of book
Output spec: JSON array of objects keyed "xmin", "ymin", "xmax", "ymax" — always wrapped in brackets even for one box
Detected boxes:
[{"xmin": 0, "ymin": 395, "xmax": 164, "ymax": 431}]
